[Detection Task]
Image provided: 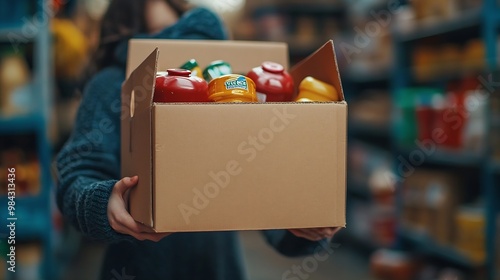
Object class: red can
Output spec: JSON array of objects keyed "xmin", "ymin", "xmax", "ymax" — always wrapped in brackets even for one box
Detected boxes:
[
  {"xmin": 154, "ymin": 69, "xmax": 209, "ymax": 103},
  {"xmin": 246, "ymin": 61, "xmax": 294, "ymax": 102}
]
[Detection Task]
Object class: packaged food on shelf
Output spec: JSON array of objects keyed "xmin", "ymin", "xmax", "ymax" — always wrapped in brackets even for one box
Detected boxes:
[
  {"xmin": 370, "ymin": 249, "xmax": 421, "ymax": 280},
  {"xmin": 0, "ymin": 54, "xmax": 32, "ymax": 116},
  {"xmin": 349, "ymin": 91, "xmax": 392, "ymax": 126},
  {"xmin": 402, "ymin": 169, "xmax": 463, "ymax": 245},
  {"xmin": 454, "ymin": 205, "xmax": 486, "ymax": 263},
  {"xmin": 16, "ymin": 242, "xmax": 42, "ymax": 280},
  {"xmin": 371, "ymin": 204, "xmax": 396, "ymax": 246}
]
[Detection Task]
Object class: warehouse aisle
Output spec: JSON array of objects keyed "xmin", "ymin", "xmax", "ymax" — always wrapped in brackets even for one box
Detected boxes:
[
  {"xmin": 240, "ymin": 231, "xmax": 373, "ymax": 280},
  {"xmin": 61, "ymin": 231, "xmax": 373, "ymax": 280}
]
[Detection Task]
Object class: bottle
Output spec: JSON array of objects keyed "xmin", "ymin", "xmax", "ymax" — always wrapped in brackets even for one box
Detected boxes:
[
  {"xmin": 179, "ymin": 59, "xmax": 203, "ymax": 79},
  {"xmin": 294, "ymin": 76, "xmax": 339, "ymax": 102},
  {"xmin": 203, "ymin": 60, "xmax": 232, "ymax": 82},
  {"xmin": 207, "ymin": 74, "xmax": 257, "ymax": 103},
  {"xmin": 246, "ymin": 61, "xmax": 294, "ymax": 102},
  {"xmin": 154, "ymin": 69, "xmax": 209, "ymax": 103}
]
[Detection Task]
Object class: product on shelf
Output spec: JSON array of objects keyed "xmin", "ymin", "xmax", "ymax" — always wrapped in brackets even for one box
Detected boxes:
[
  {"xmin": 402, "ymin": 169, "xmax": 463, "ymax": 245},
  {"xmin": 349, "ymin": 91, "xmax": 391, "ymax": 126},
  {"xmin": 463, "ymin": 39, "xmax": 486, "ymax": 70},
  {"xmin": 370, "ymin": 249, "xmax": 420, "ymax": 280},
  {"xmin": 371, "ymin": 204, "xmax": 396, "ymax": 246},
  {"xmin": 153, "ymin": 69, "xmax": 209, "ymax": 103},
  {"xmin": 246, "ymin": 61, "xmax": 294, "ymax": 102},
  {"xmin": 207, "ymin": 74, "xmax": 257, "ymax": 103},
  {"xmin": 16, "ymin": 242, "xmax": 42, "ymax": 280},
  {"xmin": 454, "ymin": 206, "xmax": 486, "ymax": 263},
  {"xmin": 0, "ymin": 54, "xmax": 32, "ymax": 116}
]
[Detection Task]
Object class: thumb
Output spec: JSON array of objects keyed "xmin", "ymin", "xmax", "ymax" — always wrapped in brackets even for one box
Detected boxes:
[{"xmin": 114, "ymin": 176, "xmax": 138, "ymax": 194}]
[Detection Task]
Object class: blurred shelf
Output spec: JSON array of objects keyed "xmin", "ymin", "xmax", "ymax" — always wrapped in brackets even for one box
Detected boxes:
[
  {"xmin": 394, "ymin": 9, "xmax": 482, "ymax": 42},
  {"xmin": 343, "ymin": 68, "xmax": 391, "ymax": 84},
  {"xmin": 492, "ymin": 116, "xmax": 500, "ymax": 126},
  {"xmin": 348, "ymin": 181, "xmax": 371, "ymax": 200},
  {"xmin": 288, "ymin": 41, "xmax": 325, "ymax": 57},
  {"xmin": 411, "ymin": 64, "xmax": 487, "ymax": 84},
  {"xmin": 349, "ymin": 120, "xmax": 391, "ymax": 138},
  {"xmin": 491, "ymin": 160, "xmax": 500, "ymax": 174},
  {"xmin": 0, "ymin": 24, "xmax": 37, "ymax": 42},
  {"xmin": 0, "ymin": 113, "xmax": 43, "ymax": 134},
  {"xmin": 340, "ymin": 230, "xmax": 381, "ymax": 252},
  {"xmin": 397, "ymin": 147, "xmax": 486, "ymax": 167},
  {"xmin": 0, "ymin": 196, "xmax": 49, "ymax": 240},
  {"xmin": 278, "ymin": 4, "xmax": 346, "ymax": 16},
  {"xmin": 400, "ymin": 228, "xmax": 482, "ymax": 268}
]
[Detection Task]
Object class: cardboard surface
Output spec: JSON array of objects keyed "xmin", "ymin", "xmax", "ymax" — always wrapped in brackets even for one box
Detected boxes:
[{"xmin": 122, "ymin": 39, "xmax": 347, "ymax": 232}]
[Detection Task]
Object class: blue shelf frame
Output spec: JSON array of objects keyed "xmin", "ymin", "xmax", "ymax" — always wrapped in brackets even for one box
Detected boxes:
[
  {"xmin": 391, "ymin": 1, "xmax": 499, "ymax": 279},
  {"xmin": 0, "ymin": 0, "xmax": 54, "ymax": 279}
]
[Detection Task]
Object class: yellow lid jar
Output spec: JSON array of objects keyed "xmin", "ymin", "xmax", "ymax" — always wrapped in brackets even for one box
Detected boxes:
[
  {"xmin": 295, "ymin": 76, "xmax": 339, "ymax": 102},
  {"xmin": 208, "ymin": 74, "xmax": 258, "ymax": 103}
]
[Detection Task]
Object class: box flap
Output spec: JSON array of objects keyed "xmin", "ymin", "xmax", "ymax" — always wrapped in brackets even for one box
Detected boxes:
[
  {"xmin": 290, "ymin": 40, "xmax": 345, "ymax": 101},
  {"xmin": 126, "ymin": 40, "xmax": 289, "ymax": 78},
  {"xmin": 121, "ymin": 48, "xmax": 158, "ymax": 227}
]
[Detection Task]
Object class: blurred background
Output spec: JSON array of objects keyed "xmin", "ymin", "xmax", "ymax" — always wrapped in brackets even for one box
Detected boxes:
[{"xmin": 0, "ymin": 0, "xmax": 499, "ymax": 279}]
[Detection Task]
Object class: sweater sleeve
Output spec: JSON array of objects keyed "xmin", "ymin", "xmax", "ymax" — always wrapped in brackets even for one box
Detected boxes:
[
  {"xmin": 55, "ymin": 67, "xmax": 133, "ymax": 243},
  {"xmin": 261, "ymin": 230, "xmax": 328, "ymax": 257}
]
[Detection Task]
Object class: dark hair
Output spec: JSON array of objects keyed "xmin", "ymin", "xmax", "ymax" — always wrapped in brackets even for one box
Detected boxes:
[{"xmin": 87, "ymin": 0, "xmax": 191, "ymax": 78}]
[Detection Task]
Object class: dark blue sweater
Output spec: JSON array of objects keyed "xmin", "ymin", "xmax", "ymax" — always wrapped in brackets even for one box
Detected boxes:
[{"xmin": 56, "ymin": 8, "xmax": 322, "ymax": 279}]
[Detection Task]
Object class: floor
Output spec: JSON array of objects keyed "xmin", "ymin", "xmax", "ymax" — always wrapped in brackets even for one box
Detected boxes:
[{"xmin": 60, "ymin": 231, "xmax": 373, "ymax": 280}]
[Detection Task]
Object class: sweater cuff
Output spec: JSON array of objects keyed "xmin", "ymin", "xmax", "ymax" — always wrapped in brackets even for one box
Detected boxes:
[{"xmin": 83, "ymin": 180, "xmax": 135, "ymax": 243}]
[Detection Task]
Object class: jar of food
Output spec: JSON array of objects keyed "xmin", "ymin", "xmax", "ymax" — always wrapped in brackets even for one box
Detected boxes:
[
  {"xmin": 295, "ymin": 76, "xmax": 339, "ymax": 102},
  {"xmin": 154, "ymin": 69, "xmax": 209, "ymax": 103},
  {"xmin": 208, "ymin": 74, "xmax": 257, "ymax": 103},
  {"xmin": 203, "ymin": 60, "xmax": 232, "ymax": 82},
  {"xmin": 246, "ymin": 61, "xmax": 294, "ymax": 102},
  {"xmin": 179, "ymin": 59, "xmax": 203, "ymax": 79}
]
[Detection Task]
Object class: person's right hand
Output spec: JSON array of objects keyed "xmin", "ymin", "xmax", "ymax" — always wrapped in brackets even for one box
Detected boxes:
[{"xmin": 107, "ymin": 176, "xmax": 170, "ymax": 242}]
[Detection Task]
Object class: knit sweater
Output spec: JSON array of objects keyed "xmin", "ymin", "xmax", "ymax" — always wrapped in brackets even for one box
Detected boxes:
[{"xmin": 56, "ymin": 7, "xmax": 323, "ymax": 280}]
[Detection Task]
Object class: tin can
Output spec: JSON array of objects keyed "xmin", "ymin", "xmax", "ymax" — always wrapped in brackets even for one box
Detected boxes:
[
  {"xmin": 179, "ymin": 59, "xmax": 203, "ymax": 79},
  {"xmin": 208, "ymin": 74, "xmax": 257, "ymax": 103},
  {"xmin": 295, "ymin": 76, "xmax": 339, "ymax": 102},
  {"xmin": 154, "ymin": 69, "xmax": 209, "ymax": 103},
  {"xmin": 246, "ymin": 61, "xmax": 294, "ymax": 102},
  {"xmin": 203, "ymin": 60, "xmax": 232, "ymax": 82}
]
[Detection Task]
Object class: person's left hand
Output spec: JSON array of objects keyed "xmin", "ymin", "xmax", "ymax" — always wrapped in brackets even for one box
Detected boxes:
[{"xmin": 289, "ymin": 227, "xmax": 342, "ymax": 241}]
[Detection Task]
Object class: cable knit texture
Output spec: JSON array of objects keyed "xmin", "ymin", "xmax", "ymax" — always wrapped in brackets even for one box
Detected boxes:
[{"xmin": 56, "ymin": 7, "xmax": 325, "ymax": 280}]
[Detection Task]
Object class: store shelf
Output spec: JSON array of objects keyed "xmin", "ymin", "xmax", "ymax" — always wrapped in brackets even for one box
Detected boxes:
[
  {"xmin": 397, "ymin": 147, "xmax": 486, "ymax": 167},
  {"xmin": 400, "ymin": 228, "xmax": 482, "ymax": 268},
  {"xmin": 347, "ymin": 181, "xmax": 371, "ymax": 200},
  {"xmin": 344, "ymin": 69, "xmax": 391, "ymax": 84},
  {"xmin": 279, "ymin": 4, "xmax": 345, "ymax": 16},
  {"xmin": 0, "ymin": 113, "xmax": 43, "ymax": 134},
  {"xmin": 0, "ymin": 24, "xmax": 38, "ymax": 42},
  {"xmin": 394, "ymin": 9, "xmax": 482, "ymax": 42},
  {"xmin": 491, "ymin": 160, "xmax": 500, "ymax": 174},
  {"xmin": 349, "ymin": 120, "xmax": 391, "ymax": 138}
]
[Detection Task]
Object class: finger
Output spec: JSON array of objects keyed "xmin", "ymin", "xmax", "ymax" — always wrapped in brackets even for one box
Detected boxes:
[
  {"xmin": 112, "ymin": 210, "xmax": 156, "ymax": 233},
  {"xmin": 114, "ymin": 176, "xmax": 139, "ymax": 194},
  {"xmin": 289, "ymin": 229, "xmax": 323, "ymax": 241}
]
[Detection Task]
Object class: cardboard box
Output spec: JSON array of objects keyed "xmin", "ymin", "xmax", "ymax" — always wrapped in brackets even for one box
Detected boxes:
[{"xmin": 121, "ymin": 40, "xmax": 346, "ymax": 232}]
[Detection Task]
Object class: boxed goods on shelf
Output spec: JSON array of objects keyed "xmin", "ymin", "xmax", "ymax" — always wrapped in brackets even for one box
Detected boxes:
[
  {"xmin": 454, "ymin": 206, "xmax": 486, "ymax": 263},
  {"xmin": 402, "ymin": 169, "xmax": 463, "ymax": 245},
  {"xmin": 122, "ymin": 40, "xmax": 347, "ymax": 232}
]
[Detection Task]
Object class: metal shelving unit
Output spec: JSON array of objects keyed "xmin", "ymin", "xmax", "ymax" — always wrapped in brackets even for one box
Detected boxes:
[
  {"xmin": 0, "ymin": 0, "xmax": 54, "ymax": 278},
  {"xmin": 391, "ymin": 1, "xmax": 499, "ymax": 279}
]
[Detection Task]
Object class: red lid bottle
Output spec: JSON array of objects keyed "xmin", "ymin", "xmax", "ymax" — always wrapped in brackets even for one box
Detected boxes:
[
  {"xmin": 154, "ymin": 69, "xmax": 209, "ymax": 103},
  {"xmin": 246, "ymin": 61, "xmax": 294, "ymax": 102}
]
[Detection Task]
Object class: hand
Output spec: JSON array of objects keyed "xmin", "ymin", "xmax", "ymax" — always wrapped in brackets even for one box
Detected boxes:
[
  {"xmin": 289, "ymin": 227, "xmax": 341, "ymax": 242},
  {"xmin": 107, "ymin": 176, "xmax": 170, "ymax": 242}
]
